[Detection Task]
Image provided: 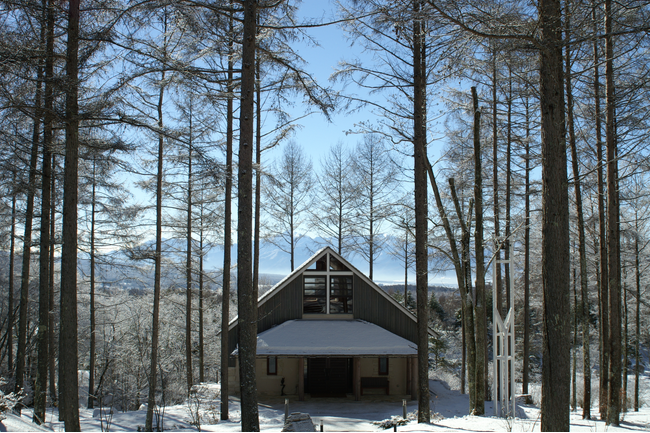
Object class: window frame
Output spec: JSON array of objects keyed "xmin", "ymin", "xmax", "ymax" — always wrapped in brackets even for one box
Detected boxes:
[
  {"xmin": 303, "ymin": 253, "xmax": 354, "ymax": 315},
  {"xmin": 267, "ymin": 356, "xmax": 278, "ymax": 375},
  {"xmin": 378, "ymin": 357, "xmax": 389, "ymax": 375},
  {"xmin": 329, "ymin": 275, "xmax": 353, "ymax": 314},
  {"xmin": 303, "ymin": 275, "xmax": 327, "ymax": 314}
]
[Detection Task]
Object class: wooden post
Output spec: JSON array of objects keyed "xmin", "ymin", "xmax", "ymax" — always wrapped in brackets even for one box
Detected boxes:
[
  {"xmin": 353, "ymin": 357, "xmax": 361, "ymax": 401},
  {"xmin": 410, "ymin": 357, "xmax": 417, "ymax": 401},
  {"xmin": 298, "ymin": 357, "xmax": 305, "ymax": 401},
  {"xmin": 406, "ymin": 357, "xmax": 411, "ymax": 399}
]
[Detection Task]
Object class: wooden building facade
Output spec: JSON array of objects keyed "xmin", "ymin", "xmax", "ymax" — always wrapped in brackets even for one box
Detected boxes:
[{"xmin": 227, "ymin": 247, "xmax": 429, "ymax": 401}]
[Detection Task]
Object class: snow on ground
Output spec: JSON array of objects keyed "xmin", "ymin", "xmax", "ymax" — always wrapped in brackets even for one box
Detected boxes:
[{"xmin": 2, "ymin": 379, "xmax": 649, "ymax": 432}]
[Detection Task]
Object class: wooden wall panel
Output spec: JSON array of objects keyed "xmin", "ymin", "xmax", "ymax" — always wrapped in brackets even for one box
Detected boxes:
[
  {"xmin": 227, "ymin": 277, "xmax": 303, "ymax": 356},
  {"xmin": 353, "ymin": 275, "xmax": 418, "ymax": 344}
]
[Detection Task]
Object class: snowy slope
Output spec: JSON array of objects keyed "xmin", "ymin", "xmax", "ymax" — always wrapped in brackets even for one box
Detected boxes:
[{"xmin": 3, "ymin": 377, "xmax": 649, "ymax": 432}]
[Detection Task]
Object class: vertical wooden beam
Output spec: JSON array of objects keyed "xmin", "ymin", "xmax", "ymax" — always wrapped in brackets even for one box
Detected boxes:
[
  {"xmin": 353, "ymin": 357, "xmax": 361, "ymax": 401},
  {"xmin": 406, "ymin": 357, "xmax": 411, "ymax": 399},
  {"xmin": 298, "ymin": 357, "xmax": 305, "ymax": 401},
  {"xmin": 410, "ymin": 357, "xmax": 418, "ymax": 401}
]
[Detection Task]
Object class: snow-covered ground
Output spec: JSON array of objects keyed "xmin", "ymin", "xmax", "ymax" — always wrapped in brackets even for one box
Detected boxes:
[{"xmin": 2, "ymin": 378, "xmax": 649, "ymax": 432}]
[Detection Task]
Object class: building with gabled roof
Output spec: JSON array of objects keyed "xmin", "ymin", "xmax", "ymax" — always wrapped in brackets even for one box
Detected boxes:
[{"xmin": 227, "ymin": 246, "xmax": 433, "ymax": 400}]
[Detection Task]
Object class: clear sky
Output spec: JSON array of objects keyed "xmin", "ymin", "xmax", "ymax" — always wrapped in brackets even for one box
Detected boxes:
[{"xmin": 264, "ymin": 1, "xmax": 379, "ymax": 165}]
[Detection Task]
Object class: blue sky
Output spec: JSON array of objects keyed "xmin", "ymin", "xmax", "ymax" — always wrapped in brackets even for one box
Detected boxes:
[{"xmin": 264, "ymin": 1, "xmax": 380, "ymax": 164}]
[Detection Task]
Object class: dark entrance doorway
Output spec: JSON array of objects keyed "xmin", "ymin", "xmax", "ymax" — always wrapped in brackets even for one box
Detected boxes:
[{"xmin": 307, "ymin": 358, "xmax": 352, "ymax": 397}]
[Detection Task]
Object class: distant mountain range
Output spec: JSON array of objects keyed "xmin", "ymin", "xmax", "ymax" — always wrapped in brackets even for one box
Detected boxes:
[
  {"xmin": 202, "ymin": 235, "xmax": 459, "ymax": 286},
  {"xmin": 0, "ymin": 234, "xmax": 457, "ymax": 290}
]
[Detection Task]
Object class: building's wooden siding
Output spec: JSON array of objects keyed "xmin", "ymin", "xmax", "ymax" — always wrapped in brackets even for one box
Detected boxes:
[
  {"xmin": 228, "ymin": 276, "xmax": 303, "ymax": 355},
  {"xmin": 353, "ymin": 275, "xmax": 418, "ymax": 344},
  {"xmin": 228, "ymin": 268, "xmax": 419, "ymax": 355}
]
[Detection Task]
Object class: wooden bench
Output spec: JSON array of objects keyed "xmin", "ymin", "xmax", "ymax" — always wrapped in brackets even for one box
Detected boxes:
[{"xmin": 360, "ymin": 377, "xmax": 389, "ymax": 395}]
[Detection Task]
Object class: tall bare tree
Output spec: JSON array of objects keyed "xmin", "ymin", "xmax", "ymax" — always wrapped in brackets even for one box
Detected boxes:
[
  {"xmin": 264, "ymin": 141, "xmax": 313, "ymax": 271},
  {"xmin": 310, "ymin": 142, "xmax": 356, "ymax": 256},
  {"xmin": 33, "ymin": 0, "xmax": 55, "ymax": 422},
  {"xmin": 604, "ymin": 0, "xmax": 621, "ymax": 425},
  {"xmin": 220, "ymin": 4, "xmax": 235, "ymax": 420},
  {"xmin": 539, "ymin": 0, "xmax": 570, "ymax": 429},
  {"xmin": 15, "ymin": 34, "xmax": 44, "ymax": 409},
  {"xmin": 142, "ymin": 7, "xmax": 176, "ymax": 429},
  {"xmin": 413, "ymin": 0, "xmax": 430, "ymax": 421},
  {"xmin": 351, "ymin": 133, "xmax": 398, "ymax": 279},
  {"xmin": 471, "ymin": 86, "xmax": 487, "ymax": 414},
  {"xmin": 59, "ymin": 0, "xmax": 81, "ymax": 428},
  {"xmin": 237, "ymin": 0, "xmax": 260, "ymax": 430},
  {"xmin": 565, "ymin": 0, "xmax": 591, "ymax": 417}
]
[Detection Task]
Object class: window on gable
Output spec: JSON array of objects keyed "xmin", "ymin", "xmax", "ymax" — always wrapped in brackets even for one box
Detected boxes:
[
  {"xmin": 307, "ymin": 256, "xmax": 327, "ymax": 270},
  {"xmin": 329, "ymin": 256, "xmax": 350, "ymax": 271},
  {"xmin": 303, "ymin": 276, "xmax": 327, "ymax": 314},
  {"xmin": 330, "ymin": 276, "xmax": 353, "ymax": 314}
]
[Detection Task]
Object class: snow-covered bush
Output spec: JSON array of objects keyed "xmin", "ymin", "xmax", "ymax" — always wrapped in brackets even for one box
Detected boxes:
[
  {"xmin": 0, "ymin": 379, "xmax": 21, "ymax": 422},
  {"xmin": 372, "ymin": 411, "xmax": 417, "ymax": 429},
  {"xmin": 372, "ymin": 411, "xmax": 442, "ymax": 429}
]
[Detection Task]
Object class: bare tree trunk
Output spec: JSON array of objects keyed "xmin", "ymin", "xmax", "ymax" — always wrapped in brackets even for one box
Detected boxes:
[
  {"xmin": 605, "ymin": 0, "xmax": 621, "ymax": 424},
  {"xmin": 87, "ymin": 158, "xmax": 96, "ymax": 410},
  {"xmin": 593, "ymin": 0, "xmax": 609, "ymax": 419},
  {"xmin": 539, "ymin": 0, "xmax": 570, "ymax": 430},
  {"xmin": 504, "ymin": 68, "xmax": 512, "ymax": 313},
  {"xmin": 565, "ymin": 10, "xmax": 591, "ymax": 414},
  {"xmin": 450, "ymin": 179, "xmax": 476, "ymax": 413},
  {"xmin": 34, "ymin": 1, "xmax": 54, "ymax": 415},
  {"xmin": 15, "ymin": 45, "xmax": 43, "ymax": 405},
  {"xmin": 623, "ymin": 278, "xmax": 628, "ymax": 412},
  {"xmin": 425, "ymin": 153, "xmax": 469, "ymax": 409},
  {"xmin": 369, "ymin": 192, "xmax": 374, "ymax": 280},
  {"xmin": 290, "ymin": 192, "xmax": 295, "ymax": 271},
  {"xmin": 523, "ymin": 95, "xmax": 531, "ymax": 396},
  {"xmin": 145, "ymin": 63, "xmax": 166, "ymax": 433},
  {"xmin": 186, "ymin": 108, "xmax": 194, "ymax": 394},
  {"xmin": 472, "ymin": 87, "xmax": 486, "ymax": 415},
  {"xmin": 491, "ymin": 50, "xmax": 502, "ymax": 318},
  {"xmin": 402, "ymin": 226, "xmax": 409, "ymax": 308},
  {"xmin": 413, "ymin": 1, "xmax": 430, "ymax": 422},
  {"xmin": 49, "ymin": 153, "xmax": 57, "ymax": 403},
  {"xmin": 237, "ymin": 1, "xmax": 260, "ymax": 430},
  {"xmin": 461, "ymin": 316, "xmax": 466, "ymax": 395},
  {"xmin": 634, "ymin": 234, "xmax": 639, "ymax": 411},
  {"xmin": 253, "ymin": 47, "xmax": 262, "ymax": 284},
  {"xmin": 572, "ymin": 267, "xmax": 577, "ymax": 412},
  {"xmin": 199, "ymin": 219, "xmax": 204, "ymax": 384},
  {"xmin": 220, "ymin": 6, "xmax": 234, "ymax": 420},
  {"xmin": 8, "ymin": 169, "xmax": 16, "ymax": 374},
  {"xmin": 59, "ymin": 0, "xmax": 81, "ymax": 428},
  {"xmin": 35, "ymin": 143, "xmax": 52, "ymax": 421}
]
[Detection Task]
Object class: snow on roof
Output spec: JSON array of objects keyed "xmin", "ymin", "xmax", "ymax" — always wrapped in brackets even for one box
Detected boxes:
[{"xmin": 233, "ymin": 319, "xmax": 418, "ymax": 356}]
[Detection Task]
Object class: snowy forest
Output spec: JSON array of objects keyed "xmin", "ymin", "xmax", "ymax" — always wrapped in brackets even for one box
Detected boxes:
[{"xmin": 1, "ymin": 0, "xmax": 649, "ymax": 431}]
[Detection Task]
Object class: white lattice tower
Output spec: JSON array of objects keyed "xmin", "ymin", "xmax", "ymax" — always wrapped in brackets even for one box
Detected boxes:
[{"xmin": 492, "ymin": 240, "xmax": 516, "ymax": 418}]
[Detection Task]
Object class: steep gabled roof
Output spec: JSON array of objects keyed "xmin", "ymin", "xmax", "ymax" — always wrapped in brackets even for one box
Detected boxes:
[
  {"xmin": 228, "ymin": 246, "xmax": 433, "ymax": 336},
  {"xmin": 233, "ymin": 319, "xmax": 418, "ymax": 356}
]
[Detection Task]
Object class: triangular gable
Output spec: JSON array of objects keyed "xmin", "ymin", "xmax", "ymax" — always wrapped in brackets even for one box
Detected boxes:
[{"xmin": 228, "ymin": 246, "xmax": 434, "ymax": 337}]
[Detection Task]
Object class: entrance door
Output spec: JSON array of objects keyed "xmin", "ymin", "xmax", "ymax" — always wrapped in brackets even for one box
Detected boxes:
[{"xmin": 307, "ymin": 358, "xmax": 349, "ymax": 396}]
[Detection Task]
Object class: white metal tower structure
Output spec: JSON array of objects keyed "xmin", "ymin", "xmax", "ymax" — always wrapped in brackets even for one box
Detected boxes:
[{"xmin": 492, "ymin": 241, "xmax": 516, "ymax": 418}]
